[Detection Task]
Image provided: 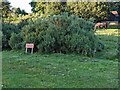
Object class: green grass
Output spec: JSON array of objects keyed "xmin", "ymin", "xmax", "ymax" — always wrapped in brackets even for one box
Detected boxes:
[
  {"xmin": 2, "ymin": 29, "xmax": 119, "ymax": 88},
  {"xmin": 95, "ymin": 29, "xmax": 118, "ymax": 60}
]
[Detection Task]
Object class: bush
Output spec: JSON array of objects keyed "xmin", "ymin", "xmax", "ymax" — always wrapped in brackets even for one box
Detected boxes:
[
  {"xmin": 21, "ymin": 12, "xmax": 103, "ymax": 56},
  {"xmin": 9, "ymin": 33, "xmax": 23, "ymax": 50},
  {"xmin": 2, "ymin": 35, "xmax": 10, "ymax": 49},
  {"xmin": 2, "ymin": 16, "xmax": 31, "ymax": 49},
  {"xmin": 22, "ymin": 17, "xmax": 49, "ymax": 44},
  {"xmin": 2, "ymin": 23, "xmax": 20, "ymax": 49}
]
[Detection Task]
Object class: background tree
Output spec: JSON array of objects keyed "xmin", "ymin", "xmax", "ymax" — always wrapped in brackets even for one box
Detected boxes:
[
  {"xmin": 30, "ymin": 1, "xmax": 109, "ymax": 21},
  {"xmin": 29, "ymin": 1, "xmax": 37, "ymax": 13},
  {"xmin": 67, "ymin": 2, "xmax": 109, "ymax": 21},
  {"xmin": 2, "ymin": 0, "xmax": 12, "ymax": 18},
  {"xmin": 30, "ymin": 1, "xmax": 68, "ymax": 17},
  {"xmin": 20, "ymin": 9, "xmax": 28, "ymax": 15},
  {"xmin": 108, "ymin": 2, "xmax": 120, "ymax": 22},
  {"xmin": 12, "ymin": 7, "xmax": 28, "ymax": 16}
]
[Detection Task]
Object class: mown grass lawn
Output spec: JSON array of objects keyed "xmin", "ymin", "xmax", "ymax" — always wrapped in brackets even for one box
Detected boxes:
[{"xmin": 2, "ymin": 29, "xmax": 119, "ymax": 88}]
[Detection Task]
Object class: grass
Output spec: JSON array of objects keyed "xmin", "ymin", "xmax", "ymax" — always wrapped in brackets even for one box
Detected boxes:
[
  {"xmin": 2, "ymin": 29, "xmax": 119, "ymax": 88},
  {"xmin": 95, "ymin": 29, "xmax": 119, "ymax": 61}
]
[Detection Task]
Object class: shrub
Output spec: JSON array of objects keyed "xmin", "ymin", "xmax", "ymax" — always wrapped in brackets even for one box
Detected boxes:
[
  {"xmin": 2, "ymin": 35, "xmax": 10, "ymax": 49},
  {"xmin": 2, "ymin": 16, "xmax": 31, "ymax": 49},
  {"xmin": 9, "ymin": 33, "xmax": 23, "ymax": 50},
  {"xmin": 22, "ymin": 17, "xmax": 49, "ymax": 45},
  {"xmin": 21, "ymin": 12, "xmax": 103, "ymax": 56},
  {"xmin": 2, "ymin": 23, "xmax": 20, "ymax": 49},
  {"xmin": 37, "ymin": 33, "xmax": 55, "ymax": 53}
]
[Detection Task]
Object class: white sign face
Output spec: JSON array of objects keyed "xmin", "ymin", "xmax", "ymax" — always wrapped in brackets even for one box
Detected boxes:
[
  {"xmin": 26, "ymin": 44, "xmax": 34, "ymax": 48},
  {"xmin": 25, "ymin": 43, "xmax": 34, "ymax": 54}
]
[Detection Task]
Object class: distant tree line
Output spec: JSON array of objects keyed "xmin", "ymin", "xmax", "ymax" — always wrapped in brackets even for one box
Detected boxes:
[
  {"xmin": 2, "ymin": 0, "xmax": 28, "ymax": 19},
  {"xmin": 29, "ymin": 1, "xmax": 120, "ymax": 22}
]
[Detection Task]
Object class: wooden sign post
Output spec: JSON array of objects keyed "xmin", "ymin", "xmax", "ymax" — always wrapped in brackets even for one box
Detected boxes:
[{"xmin": 26, "ymin": 43, "xmax": 34, "ymax": 54}]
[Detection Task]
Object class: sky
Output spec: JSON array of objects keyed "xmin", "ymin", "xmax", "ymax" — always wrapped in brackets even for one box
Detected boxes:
[{"xmin": 8, "ymin": 0, "xmax": 32, "ymax": 13}]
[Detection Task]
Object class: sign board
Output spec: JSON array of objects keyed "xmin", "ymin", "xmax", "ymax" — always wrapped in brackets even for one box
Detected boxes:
[
  {"xmin": 25, "ymin": 43, "xmax": 34, "ymax": 54},
  {"xmin": 26, "ymin": 44, "xmax": 34, "ymax": 48}
]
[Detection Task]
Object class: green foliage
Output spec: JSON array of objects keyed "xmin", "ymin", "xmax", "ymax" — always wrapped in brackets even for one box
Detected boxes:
[
  {"xmin": 2, "ymin": 13, "xmax": 43, "ymax": 50},
  {"xmin": 108, "ymin": 2, "xmax": 120, "ymax": 11},
  {"xmin": 67, "ymin": 2, "xmax": 109, "ymax": 20},
  {"xmin": 30, "ymin": 2, "xmax": 109, "ymax": 20},
  {"xmin": 29, "ymin": 1, "xmax": 37, "ymax": 13},
  {"xmin": 108, "ymin": 2, "xmax": 120, "ymax": 22},
  {"xmin": 2, "ymin": 35, "xmax": 9, "ymax": 49},
  {"xmin": 2, "ymin": 23, "xmax": 19, "ymax": 37},
  {"xmin": 2, "ymin": 23, "xmax": 19, "ymax": 49},
  {"xmin": 1, "ymin": 1, "xmax": 31, "ymax": 50},
  {"xmin": 2, "ymin": 14, "xmax": 34, "ymax": 49},
  {"xmin": 12, "ymin": 7, "xmax": 28, "ymax": 16},
  {"xmin": 2, "ymin": 1, "xmax": 12, "ymax": 18},
  {"xmin": 22, "ymin": 17, "xmax": 48, "ymax": 44},
  {"xmin": 22, "ymin": 13, "xmax": 103, "ymax": 56},
  {"xmin": 30, "ymin": 2, "xmax": 68, "ymax": 17},
  {"xmin": 2, "ymin": 0, "xmax": 28, "ymax": 22},
  {"xmin": 9, "ymin": 33, "xmax": 23, "ymax": 50}
]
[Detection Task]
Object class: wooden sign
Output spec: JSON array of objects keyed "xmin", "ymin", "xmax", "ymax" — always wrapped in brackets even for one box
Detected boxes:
[{"xmin": 25, "ymin": 43, "xmax": 34, "ymax": 54}]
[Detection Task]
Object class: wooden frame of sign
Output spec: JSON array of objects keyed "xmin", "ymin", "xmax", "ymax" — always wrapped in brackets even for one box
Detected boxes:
[{"xmin": 26, "ymin": 43, "xmax": 34, "ymax": 54}]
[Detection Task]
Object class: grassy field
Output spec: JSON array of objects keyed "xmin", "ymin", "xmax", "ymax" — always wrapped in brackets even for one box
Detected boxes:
[{"xmin": 2, "ymin": 29, "xmax": 119, "ymax": 88}]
